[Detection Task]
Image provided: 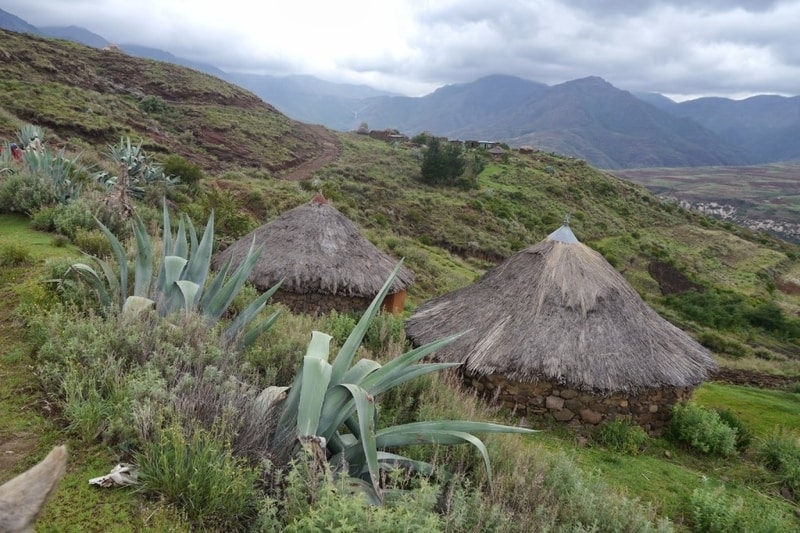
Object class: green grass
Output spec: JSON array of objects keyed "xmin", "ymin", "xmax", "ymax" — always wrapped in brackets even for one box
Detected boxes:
[
  {"xmin": 505, "ymin": 382, "xmax": 800, "ymax": 529},
  {"xmin": 694, "ymin": 383, "xmax": 800, "ymax": 436},
  {"xmin": 0, "ymin": 216, "xmax": 190, "ymax": 531}
]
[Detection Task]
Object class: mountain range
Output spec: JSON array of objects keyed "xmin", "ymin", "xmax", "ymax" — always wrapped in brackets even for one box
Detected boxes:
[{"xmin": 2, "ymin": 8, "xmax": 799, "ymax": 169}]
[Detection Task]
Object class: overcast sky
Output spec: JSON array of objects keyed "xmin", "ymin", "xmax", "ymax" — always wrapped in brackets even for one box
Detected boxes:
[{"xmin": 6, "ymin": 0, "xmax": 800, "ymax": 100}]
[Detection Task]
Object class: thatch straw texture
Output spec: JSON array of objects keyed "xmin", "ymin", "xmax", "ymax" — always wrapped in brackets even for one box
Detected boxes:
[
  {"xmin": 405, "ymin": 225, "xmax": 716, "ymax": 393},
  {"xmin": 211, "ymin": 198, "xmax": 414, "ymax": 297}
]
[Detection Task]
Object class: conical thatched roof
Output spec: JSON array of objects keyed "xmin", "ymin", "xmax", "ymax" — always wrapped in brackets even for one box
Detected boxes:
[
  {"xmin": 405, "ymin": 222, "xmax": 717, "ymax": 393},
  {"xmin": 212, "ymin": 194, "xmax": 414, "ymax": 297}
]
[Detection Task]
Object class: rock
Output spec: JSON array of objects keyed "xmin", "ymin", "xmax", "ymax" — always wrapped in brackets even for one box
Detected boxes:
[
  {"xmin": 664, "ymin": 450, "xmax": 672, "ymax": 459},
  {"xmin": 545, "ymin": 395, "xmax": 565, "ymax": 410},
  {"xmin": 579, "ymin": 409, "xmax": 603, "ymax": 425},
  {"xmin": 649, "ymin": 404, "xmax": 659, "ymax": 413},
  {"xmin": 552, "ymin": 409, "xmax": 575, "ymax": 421},
  {"xmin": 560, "ymin": 389, "xmax": 579, "ymax": 399}
]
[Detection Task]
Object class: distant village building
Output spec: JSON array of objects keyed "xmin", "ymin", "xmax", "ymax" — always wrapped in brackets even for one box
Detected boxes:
[
  {"xmin": 211, "ymin": 193, "xmax": 414, "ymax": 316},
  {"xmin": 487, "ymin": 146, "xmax": 506, "ymax": 158},
  {"xmin": 405, "ymin": 220, "xmax": 717, "ymax": 432},
  {"xmin": 368, "ymin": 129, "xmax": 408, "ymax": 143}
]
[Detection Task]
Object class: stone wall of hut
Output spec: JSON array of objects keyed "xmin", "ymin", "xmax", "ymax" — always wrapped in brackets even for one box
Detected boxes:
[
  {"xmin": 465, "ymin": 372, "xmax": 693, "ymax": 432},
  {"xmin": 274, "ymin": 290, "xmax": 372, "ymax": 316}
]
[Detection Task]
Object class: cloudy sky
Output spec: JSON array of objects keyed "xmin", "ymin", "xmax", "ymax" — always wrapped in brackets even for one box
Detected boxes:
[{"xmin": 7, "ymin": 0, "xmax": 800, "ymax": 100}]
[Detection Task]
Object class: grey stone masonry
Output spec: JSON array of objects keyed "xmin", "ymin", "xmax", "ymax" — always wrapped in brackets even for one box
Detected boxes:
[{"xmin": 465, "ymin": 371, "xmax": 694, "ymax": 433}]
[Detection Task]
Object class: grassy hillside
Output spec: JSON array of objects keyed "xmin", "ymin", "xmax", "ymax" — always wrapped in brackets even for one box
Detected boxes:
[
  {"xmin": 2, "ymin": 30, "xmax": 800, "ymax": 532},
  {"xmin": 0, "ymin": 29, "xmax": 324, "ymax": 173}
]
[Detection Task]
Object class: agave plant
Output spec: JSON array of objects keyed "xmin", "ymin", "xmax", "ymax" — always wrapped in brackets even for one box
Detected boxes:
[
  {"xmin": 95, "ymin": 137, "xmax": 180, "ymax": 199},
  {"xmin": 68, "ymin": 200, "xmax": 280, "ymax": 348},
  {"xmin": 16, "ymin": 123, "xmax": 45, "ymax": 149},
  {"xmin": 24, "ymin": 147, "xmax": 89, "ymax": 205},
  {"xmin": 261, "ymin": 263, "xmax": 536, "ymax": 503}
]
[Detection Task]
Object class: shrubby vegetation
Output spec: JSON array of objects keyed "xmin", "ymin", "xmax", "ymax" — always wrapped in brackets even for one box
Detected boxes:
[
  {"xmin": 757, "ymin": 430, "xmax": 800, "ymax": 502},
  {"xmin": 668, "ymin": 403, "xmax": 738, "ymax": 457},
  {"xmin": 592, "ymin": 418, "xmax": 649, "ymax": 455},
  {"xmin": 420, "ymin": 137, "xmax": 470, "ymax": 188},
  {"xmin": 664, "ymin": 288, "xmax": 800, "ymax": 343}
]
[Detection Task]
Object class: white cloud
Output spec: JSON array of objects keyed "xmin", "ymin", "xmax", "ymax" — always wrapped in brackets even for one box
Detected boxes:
[{"xmin": 5, "ymin": 0, "xmax": 800, "ymax": 98}]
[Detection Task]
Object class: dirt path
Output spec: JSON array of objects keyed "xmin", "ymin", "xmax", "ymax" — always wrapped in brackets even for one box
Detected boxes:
[{"xmin": 277, "ymin": 125, "xmax": 342, "ymax": 181}]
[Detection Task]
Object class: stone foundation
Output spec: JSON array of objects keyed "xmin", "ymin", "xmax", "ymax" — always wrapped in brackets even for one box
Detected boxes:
[
  {"xmin": 273, "ymin": 290, "xmax": 372, "ymax": 316},
  {"xmin": 465, "ymin": 372, "xmax": 694, "ymax": 433}
]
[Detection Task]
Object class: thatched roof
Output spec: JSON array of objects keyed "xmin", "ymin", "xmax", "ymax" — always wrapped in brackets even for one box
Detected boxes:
[
  {"xmin": 405, "ymin": 223, "xmax": 717, "ymax": 393},
  {"xmin": 211, "ymin": 194, "xmax": 414, "ymax": 297}
]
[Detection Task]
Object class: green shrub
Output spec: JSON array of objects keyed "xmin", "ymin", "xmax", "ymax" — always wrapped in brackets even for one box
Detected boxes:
[
  {"xmin": 280, "ymin": 458, "xmax": 443, "ymax": 532},
  {"xmin": 592, "ymin": 418, "xmax": 649, "ymax": 455},
  {"xmin": 690, "ymin": 487, "xmax": 742, "ymax": 533},
  {"xmin": 0, "ymin": 243, "xmax": 32, "ymax": 266},
  {"xmin": 320, "ymin": 309, "xmax": 357, "ymax": 348},
  {"xmin": 690, "ymin": 486, "xmax": 786, "ymax": 532},
  {"xmin": 756, "ymin": 430, "xmax": 800, "ymax": 501},
  {"xmin": 163, "ymin": 154, "xmax": 203, "ymax": 188},
  {"xmin": 364, "ymin": 311, "xmax": 407, "ymax": 357},
  {"xmin": 0, "ymin": 172, "xmax": 58, "ymax": 214},
  {"xmin": 696, "ymin": 330, "xmax": 751, "ymax": 358},
  {"xmin": 73, "ymin": 228, "xmax": 113, "ymax": 257},
  {"xmin": 138, "ymin": 424, "xmax": 259, "ymax": 531},
  {"xmin": 713, "ymin": 409, "xmax": 753, "ymax": 452},
  {"xmin": 30, "ymin": 205, "xmax": 58, "ymax": 231},
  {"xmin": 139, "ymin": 95, "xmax": 167, "ymax": 114},
  {"xmin": 668, "ymin": 403, "xmax": 737, "ymax": 457},
  {"xmin": 51, "ymin": 234, "xmax": 70, "ymax": 247},
  {"xmin": 50, "ymin": 200, "xmax": 95, "ymax": 239}
]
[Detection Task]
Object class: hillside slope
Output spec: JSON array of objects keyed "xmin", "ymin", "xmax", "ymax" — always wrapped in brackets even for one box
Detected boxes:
[{"xmin": 0, "ymin": 29, "xmax": 327, "ymax": 173}]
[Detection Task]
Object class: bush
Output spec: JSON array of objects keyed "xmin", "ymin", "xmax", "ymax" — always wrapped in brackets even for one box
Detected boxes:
[
  {"xmin": 138, "ymin": 424, "xmax": 259, "ymax": 531},
  {"xmin": 696, "ymin": 330, "xmax": 751, "ymax": 358},
  {"xmin": 320, "ymin": 309, "xmax": 357, "ymax": 348},
  {"xmin": 690, "ymin": 487, "xmax": 742, "ymax": 533},
  {"xmin": 0, "ymin": 243, "xmax": 32, "ymax": 266},
  {"xmin": 756, "ymin": 430, "xmax": 800, "ymax": 501},
  {"xmin": 30, "ymin": 205, "xmax": 58, "ymax": 231},
  {"xmin": 668, "ymin": 403, "xmax": 738, "ymax": 457},
  {"xmin": 0, "ymin": 172, "xmax": 57, "ymax": 214},
  {"xmin": 72, "ymin": 228, "xmax": 114, "ymax": 258},
  {"xmin": 163, "ymin": 154, "xmax": 203, "ymax": 188},
  {"xmin": 364, "ymin": 311, "xmax": 407, "ymax": 357},
  {"xmin": 713, "ymin": 409, "xmax": 752, "ymax": 452},
  {"xmin": 592, "ymin": 418, "xmax": 649, "ymax": 455},
  {"xmin": 279, "ymin": 457, "xmax": 443, "ymax": 532},
  {"xmin": 690, "ymin": 486, "xmax": 786, "ymax": 532}
]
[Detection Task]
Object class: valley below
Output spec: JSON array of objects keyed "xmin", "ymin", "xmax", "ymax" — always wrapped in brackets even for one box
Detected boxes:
[{"xmin": 614, "ymin": 162, "xmax": 800, "ymax": 242}]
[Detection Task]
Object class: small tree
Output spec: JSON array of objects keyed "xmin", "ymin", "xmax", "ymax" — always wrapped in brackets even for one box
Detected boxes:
[{"xmin": 420, "ymin": 137, "xmax": 465, "ymax": 186}]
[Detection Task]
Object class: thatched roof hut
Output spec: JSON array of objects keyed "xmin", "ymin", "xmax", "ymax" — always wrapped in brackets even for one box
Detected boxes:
[
  {"xmin": 405, "ymin": 221, "xmax": 717, "ymax": 429},
  {"xmin": 212, "ymin": 194, "xmax": 414, "ymax": 315}
]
